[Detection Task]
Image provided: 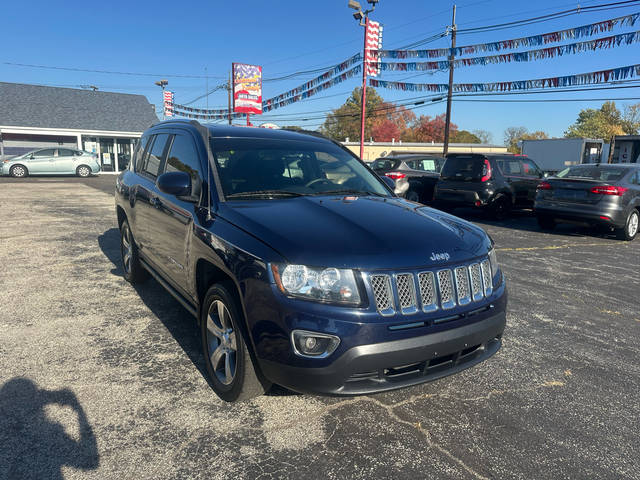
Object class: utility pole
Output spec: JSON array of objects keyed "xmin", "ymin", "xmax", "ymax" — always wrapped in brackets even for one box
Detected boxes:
[
  {"xmin": 228, "ymin": 70, "xmax": 233, "ymax": 125},
  {"xmin": 205, "ymin": 67, "xmax": 209, "ymax": 113},
  {"xmin": 155, "ymin": 79, "xmax": 168, "ymax": 120},
  {"xmin": 443, "ymin": 4, "xmax": 457, "ymax": 156}
]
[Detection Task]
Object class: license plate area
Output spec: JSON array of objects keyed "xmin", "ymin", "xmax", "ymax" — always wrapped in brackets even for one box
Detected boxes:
[{"xmin": 554, "ymin": 189, "xmax": 588, "ymax": 201}]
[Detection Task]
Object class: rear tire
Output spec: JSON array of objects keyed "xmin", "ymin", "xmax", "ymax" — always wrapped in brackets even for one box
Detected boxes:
[
  {"xmin": 76, "ymin": 165, "xmax": 91, "ymax": 177},
  {"xmin": 120, "ymin": 220, "xmax": 148, "ymax": 284},
  {"xmin": 537, "ymin": 215, "xmax": 556, "ymax": 231},
  {"xmin": 615, "ymin": 209, "xmax": 639, "ymax": 241},
  {"xmin": 201, "ymin": 284, "xmax": 270, "ymax": 402},
  {"xmin": 490, "ymin": 195, "xmax": 511, "ymax": 220},
  {"xmin": 10, "ymin": 165, "xmax": 28, "ymax": 178}
]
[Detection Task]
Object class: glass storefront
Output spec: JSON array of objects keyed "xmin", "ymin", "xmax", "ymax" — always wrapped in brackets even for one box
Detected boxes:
[{"xmin": 82, "ymin": 136, "xmax": 137, "ymax": 173}]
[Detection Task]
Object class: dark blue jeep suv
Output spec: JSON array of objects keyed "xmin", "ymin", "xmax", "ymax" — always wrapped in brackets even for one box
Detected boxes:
[{"xmin": 115, "ymin": 120, "xmax": 507, "ymax": 402}]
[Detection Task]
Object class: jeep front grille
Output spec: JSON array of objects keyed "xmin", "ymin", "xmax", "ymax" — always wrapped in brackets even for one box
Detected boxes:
[{"xmin": 368, "ymin": 258, "xmax": 494, "ymax": 317}]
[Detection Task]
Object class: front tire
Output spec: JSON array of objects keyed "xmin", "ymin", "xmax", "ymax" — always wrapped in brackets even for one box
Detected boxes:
[
  {"xmin": 201, "ymin": 284, "xmax": 269, "ymax": 402},
  {"xmin": 615, "ymin": 209, "xmax": 639, "ymax": 241},
  {"xmin": 76, "ymin": 165, "xmax": 92, "ymax": 177},
  {"xmin": 120, "ymin": 220, "xmax": 148, "ymax": 284},
  {"xmin": 10, "ymin": 165, "xmax": 28, "ymax": 178}
]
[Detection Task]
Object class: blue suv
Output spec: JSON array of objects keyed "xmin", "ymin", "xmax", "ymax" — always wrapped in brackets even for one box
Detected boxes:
[{"xmin": 115, "ymin": 120, "xmax": 507, "ymax": 402}]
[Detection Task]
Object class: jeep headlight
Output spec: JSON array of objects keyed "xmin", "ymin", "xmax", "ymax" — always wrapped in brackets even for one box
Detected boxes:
[
  {"xmin": 488, "ymin": 247, "xmax": 499, "ymax": 280},
  {"xmin": 271, "ymin": 264, "xmax": 361, "ymax": 305}
]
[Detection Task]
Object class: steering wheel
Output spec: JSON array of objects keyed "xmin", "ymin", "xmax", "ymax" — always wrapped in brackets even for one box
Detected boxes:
[{"xmin": 305, "ymin": 178, "xmax": 334, "ymax": 189}]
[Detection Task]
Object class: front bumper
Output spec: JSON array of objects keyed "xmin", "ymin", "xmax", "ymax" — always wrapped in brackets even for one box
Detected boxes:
[{"xmin": 259, "ymin": 308, "xmax": 506, "ymax": 395}]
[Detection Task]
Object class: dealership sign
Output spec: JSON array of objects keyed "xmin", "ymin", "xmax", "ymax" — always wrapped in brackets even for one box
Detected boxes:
[{"xmin": 233, "ymin": 63, "xmax": 262, "ymax": 114}]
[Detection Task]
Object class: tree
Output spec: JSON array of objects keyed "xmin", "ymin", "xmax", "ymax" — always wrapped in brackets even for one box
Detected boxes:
[
  {"xmin": 371, "ymin": 118, "xmax": 401, "ymax": 142},
  {"xmin": 320, "ymin": 87, "xmax": 385, "ymax": 142},
  {"xmin": 564, "ymin": 101, "xmax": 626, "ymax": 139},
  {"xmin": 472, "ymin": 129, "xmax": 493, "ymax": 144},
  {"xmin": 451, "ymin": 130, "xmax": 481, "ymax": 144},
  {"xmin": 622, "ymin": 103, "xmax": 640, "ymax": 135},
  {"xmin": 410, "ymin": 114, "xmax": 457, "ymax": 143},
  {"xmin": 504, "ymin": 127, "xmax": 548, "ymax": 153}
]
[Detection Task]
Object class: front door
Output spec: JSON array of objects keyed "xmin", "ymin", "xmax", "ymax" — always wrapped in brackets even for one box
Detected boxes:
[
  {"xmin": 147, "ymin": 132, "xmax": 203, "ymax": 296},
  {"xmin": 27, "ymin": 148, "xmax": 58, "ymax": 173}
]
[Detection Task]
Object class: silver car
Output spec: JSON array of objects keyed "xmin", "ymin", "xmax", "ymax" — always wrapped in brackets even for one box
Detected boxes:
[{"xmin": 1, "ymin": 148, "xmax": 101, "ymax": 177}]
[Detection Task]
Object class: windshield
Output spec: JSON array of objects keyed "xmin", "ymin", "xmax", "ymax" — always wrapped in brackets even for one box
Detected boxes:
[
  {"xmin": 211, "ymin": 137, "xmax": 390, "ymax": 199},
  {"xmin": 556, "ymin": 165, "xmax": 627, "ymax": 181}
]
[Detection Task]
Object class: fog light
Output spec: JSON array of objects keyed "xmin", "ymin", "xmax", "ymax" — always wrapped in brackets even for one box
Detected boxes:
[{"xmin": 291, "ymin": 330, "xmax": 340, "ymax": 358}]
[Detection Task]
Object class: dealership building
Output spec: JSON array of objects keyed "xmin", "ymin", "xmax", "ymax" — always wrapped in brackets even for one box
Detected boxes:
[{"xmin": 0, "ymin": 82, "xmax": 158, "ymax": 172}]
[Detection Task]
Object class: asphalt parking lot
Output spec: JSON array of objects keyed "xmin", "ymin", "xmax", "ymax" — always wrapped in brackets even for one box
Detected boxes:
[{"xmin": 1, "ymin": 175, "xmax": 639, "ymax": 479}]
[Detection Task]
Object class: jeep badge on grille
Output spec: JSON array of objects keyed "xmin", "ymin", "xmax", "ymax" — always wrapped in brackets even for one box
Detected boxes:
[{"xmin": 430, "ymin": 252, "xmax": 451, "ymax": 261}]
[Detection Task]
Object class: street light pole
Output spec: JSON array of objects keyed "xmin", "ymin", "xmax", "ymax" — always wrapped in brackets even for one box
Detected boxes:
[{"xmin": 155, "ymin": 79, "xmax": 169, "ymax": 120}]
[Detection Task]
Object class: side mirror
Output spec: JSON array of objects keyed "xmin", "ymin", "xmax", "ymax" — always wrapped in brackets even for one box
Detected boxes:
[
  {"xmin": 381, "ymin": 175, "xmax": 395, "ymax": 190},
  {"xmin": 157, "ymin": 171, "xmax": 191, "ymax": 197}
]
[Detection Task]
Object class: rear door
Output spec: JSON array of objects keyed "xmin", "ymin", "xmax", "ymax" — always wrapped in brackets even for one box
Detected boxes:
[
  {"xmin": 133, "ymin": 133, "xmax": 171, "ymax": 269},
  {"xmin": 496, "ymin": 157, "xmax": 529, "ymax": 206},
  {"xmin": 55, "ymin": 148, "xmax": 77, "ymax": 173},
  {"xmin": 518, "ymin": 158, "xmax": 544, "ymax": 205}
]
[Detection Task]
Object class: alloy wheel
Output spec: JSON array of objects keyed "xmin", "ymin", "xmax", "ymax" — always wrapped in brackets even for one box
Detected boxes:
[
  {"xmin": 121, "ymin": 225, "xmax": 132, "ymax": 274},
  {"xmin": 629, "ymin": 211, "xmax": 639, "ymax": 237},
  {"xmin": 11, "ymin": 166, "xmax": 26, "ymax": 177},
  {"xmin": 78, "ymin": 166, "xmax": 90, "ymax": 177},
  {"xmin": 206, "ymin": 300, "xmax": 237, "ymax": 385}
]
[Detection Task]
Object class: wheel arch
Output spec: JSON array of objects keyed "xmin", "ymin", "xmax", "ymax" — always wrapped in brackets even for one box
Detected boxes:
[
  {"xmin": 10, "ymin": 163, "xmax": 29, "ymax": 175},
  {"xmin": 116, "ymin": 205, "xmax": 127, "ymax": 230}
]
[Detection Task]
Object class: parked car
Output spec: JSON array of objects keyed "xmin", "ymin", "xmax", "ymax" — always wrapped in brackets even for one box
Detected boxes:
[
  {"xmin": 115, "ymin": 121, "xmax": 507, "ymax": 402},
  {"xmin": 433, "ymin": 153, "xmax": 544, "ymax": 219},
  {"xmin": 535, "ymin": 164, "xmax": 640, "ymax": 241},
  {"xmin": 0, "ymin": 148, "xmax": 100, "ymax": 177},
  {"xmin": 370, "ymin": 154, "xmax": 445, "ymax": 203}
]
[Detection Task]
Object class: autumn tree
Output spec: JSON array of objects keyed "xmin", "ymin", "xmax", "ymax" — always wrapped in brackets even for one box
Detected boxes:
[
  {"xmin": 504, "ymin": 127, "xmax": 548, "ymax": 153},
  {"xmin": 564, "ymin": 101, "xmax": 628, "ymax": 139},
  {"xmin": 472, "ymin": 129, "xmax": 493, "ymax": 144},
  {"xmin": 451, "ymin": 130, "xmax": 481, "ymax": 144},
  {"xmin": 409, "ymin": 114, "xmax": 458, "ymax": 143}
]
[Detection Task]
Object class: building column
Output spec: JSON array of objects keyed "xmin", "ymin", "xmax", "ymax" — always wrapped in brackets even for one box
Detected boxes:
[
  {"xmin": 76, "ymin": 134, "xmax": 82, "ymax": 150},
  {"xmin": 114, "ymin": 138, "xmax": 119, "ymax": 174}
]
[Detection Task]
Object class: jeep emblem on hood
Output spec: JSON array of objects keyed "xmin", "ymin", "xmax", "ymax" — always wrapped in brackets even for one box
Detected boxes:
[{"xmin": 430, "ymin": 252, "xmax": 450, "ymax": 261}]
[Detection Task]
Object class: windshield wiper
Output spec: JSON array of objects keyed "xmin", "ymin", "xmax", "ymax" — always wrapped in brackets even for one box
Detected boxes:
[
  {"xmin": 313, "ymin": 189, "xmax": 388, "ymax": 197},
  {"xmin": 226, "ymin": 190, "xmax": 306, "ymax": 199}
]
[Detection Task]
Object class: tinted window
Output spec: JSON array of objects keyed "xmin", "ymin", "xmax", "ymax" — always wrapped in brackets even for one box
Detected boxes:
[
  {"xmin": 519, "ymin": 158, "xmax": 541, "ymax": 177},
  {"xmin": 410, "ymin": 158, "xmax": 441, "ymax": 172},
  {"xmin": 370, "ymin": 158, "xmax": 400, "ymax": 171},
  {"xmin": 143, "ymin": 134, "xmax": 169, "ymax": 178},
  {"xmin": 165, "ymin": 134, "xmax": 202, "ymax": 183},
  {"xmin": 630, "ymin": 171, "xmax": 640, "ymax": 185},
  {"xmin": 33, "ymin": 149, "xmax": 56, "ymax": 158},
  {"xmin": 132, "ymin": 135, "xmax": 151, "ymax": 172},
  {"xmin": 556, "ymin": 165, "xmax": 627, "ymax": 181},
  {"xmin": 441, "ymin": 156, "xmax": 484, "ymax": 180},
  {"xmin": 212, "ymin": 138, "xmax": 389, "ymax": 198},
  {"xmin": 58, "ymin": 149, "xmax": 75, "ymax": 157}
]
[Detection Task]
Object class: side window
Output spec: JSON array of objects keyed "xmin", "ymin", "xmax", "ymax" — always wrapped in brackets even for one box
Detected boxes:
[
  {"xmin": 164, "ymin": 134, "xmax": 202, "ymax": 184},
  {"xmin": 132, "ymin": 135, "xmax": 151, "ymax": 172},
  {"xmin": 33, "ymin": 149, "xmax": 56, "ymax": 158},
  {"xmin": 143, "ymin": 133, "xmax": 169, "ymax": 178},
  {"xmin": 629, "ymin": 171, "xmax": 639, "ymax": 185},
  {"xmin": 520, "ymin": 159, "xmax": 541, "ymax": 177},
  {"xmin": 421, "ymin": 159, "xmax": 437, "ymax": 172},
  {"xmin": 58, "ymin": 149, "xmax": 75, "ymax": 157},
  {"xmin": 505, "ymin": 160, "xmax": 522, "ymax": 176}
]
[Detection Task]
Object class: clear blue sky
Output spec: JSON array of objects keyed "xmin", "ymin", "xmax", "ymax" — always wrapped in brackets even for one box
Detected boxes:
[{"xmin": 2, "ymin": 0, "xmax": 639, "ymax": 144}]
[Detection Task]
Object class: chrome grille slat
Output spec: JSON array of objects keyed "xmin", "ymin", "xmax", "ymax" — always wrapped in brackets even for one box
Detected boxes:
[
  {"xmin": 454, "ymin": 266, "xmax": 471, "ymax": 306},
  {"xmin": 370, "ymin": 274, "xmax": 395, "ymax": 316},
  {"xmin": 395, "ymin": 273, "xmax": 418, "ymax": 315},
  {"xmin": 437, "ymin": 269, "xmax": 456, "ymax": 310},
  {"xmin": 368, "ymin": 257, "xmax": 494, "ymax": 317},
  {"xmin": 469, "ymin": 263, "xmax": 484, "ymax": 301},
  {"xmin": 418, "ymin": 272, "xmax": 438, "ymax": 312},
  {"xmin": 480, "ymin": 259, "xmax": 493, "ymax": 296}
]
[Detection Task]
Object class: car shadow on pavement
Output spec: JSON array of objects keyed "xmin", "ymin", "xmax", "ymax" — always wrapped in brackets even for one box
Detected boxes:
[
  {"xmin": 98, "ymin": 228, "xmax": 213, "ymax": 387},
  {"xmin": 0, "ymin": 378, "xmax": 99, "ymax": 479}
]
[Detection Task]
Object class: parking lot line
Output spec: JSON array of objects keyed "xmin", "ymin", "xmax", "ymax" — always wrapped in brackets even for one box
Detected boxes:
[{"xmin": 497, "ymin": 241, "xmax": 621, "ymax": 252}]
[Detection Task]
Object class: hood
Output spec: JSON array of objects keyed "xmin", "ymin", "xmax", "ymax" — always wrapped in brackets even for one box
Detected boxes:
[{"xmin": 218, "ymin": 196, "xmax": 490, "ymax": 271}]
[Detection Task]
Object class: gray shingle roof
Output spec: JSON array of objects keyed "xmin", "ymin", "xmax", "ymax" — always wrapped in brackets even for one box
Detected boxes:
[{"xmin": 0, "ymin": 82, "xmax": 159, "ymax": 132}]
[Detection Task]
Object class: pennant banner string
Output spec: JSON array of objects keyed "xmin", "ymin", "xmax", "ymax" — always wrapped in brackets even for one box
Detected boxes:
[
  {"xmin": 372, "ymin": 11, "xmax": 639, "ymax": 59},
  {"xmin": 369, "ymin": 64, "xmax": 640, "ymax": 93},
  {"xmin": 377, "ymin": 31, "xmax": 640, "ymax": 72}
]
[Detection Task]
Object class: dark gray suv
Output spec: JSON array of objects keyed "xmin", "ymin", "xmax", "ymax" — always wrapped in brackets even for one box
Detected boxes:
[{"xmin": 535, "ymin": 163, "xmax": 640, "ymax": 241}]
